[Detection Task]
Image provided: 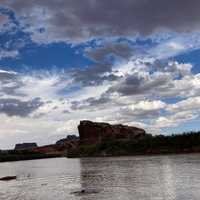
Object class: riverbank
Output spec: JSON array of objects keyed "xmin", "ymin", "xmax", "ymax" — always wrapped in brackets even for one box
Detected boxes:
[
  {"xmin": 70, "ymin": 132, "xmax": 200, "ymax": 158},
  {"xmin": 0, "ymin": 150, "xmax": 62, "ymax": 162},
  {"xmin": 2, "ymin": 131, "xmax": 200, "ymax": 162}
]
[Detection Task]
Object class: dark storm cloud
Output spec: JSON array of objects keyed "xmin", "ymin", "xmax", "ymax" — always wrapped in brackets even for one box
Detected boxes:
[
  {"xmin": 0, "ymin": 97, "xmax": 43, "ymax": 117},
  {"xmin": 3, "ymin": 0, "xmax": 200, "ymax": 42}
]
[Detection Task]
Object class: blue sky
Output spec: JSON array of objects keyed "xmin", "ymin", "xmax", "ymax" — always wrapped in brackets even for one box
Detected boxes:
[{"xmin": 0, "ymin": 1, "xmax": 200, "ymax": 149}]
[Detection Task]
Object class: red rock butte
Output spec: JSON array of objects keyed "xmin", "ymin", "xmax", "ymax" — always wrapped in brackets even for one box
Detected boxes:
[{"xmin": 78, "ymin": 120, "xmax": 146, "ymax": 145}]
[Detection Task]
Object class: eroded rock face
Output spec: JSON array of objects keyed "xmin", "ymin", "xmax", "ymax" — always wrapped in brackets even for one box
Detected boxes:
[
  {"xmin": 14, "ymin": 143, "xmax": 37, "ymax": 150},
  {"xmin": 78, "ymin": 120, "xmax": 146, "ymax": 145},
  {"xmin": 32, "ymin": 136, "xmax": 79, "ymax": 155},
  {"xmin": 55, "ymin": 136, "xmax": 80, "ymax": 155},
  {"xmin": 56, "ymin": 135, "xmax": 79, "ymax": 146}
]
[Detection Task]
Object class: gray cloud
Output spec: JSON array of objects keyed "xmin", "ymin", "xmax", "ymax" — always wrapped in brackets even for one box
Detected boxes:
[
  {"xmin": 122, "ymin": 109, "xmax": 161, "ymax": 118},
  {"xmin": 72, "ymin": 41, "xmax": 132, "ymax": 87},
  {"xmin": 71, "ymin": 96, "xmax": 110, "ymax": 110},
  {"xmin": 119, "ymin": 106, "xmax": 164, "ymax": 119},
  {"xmin": 71, "ymin": 64, "xmax": 119, "ymax": 86},
  {"xmin": 103, "ymin": 60, "xmax": 194, "ymax": 98},
  {"xmin": 0, "ymin": 70, "xmax": 18, "ymax": 82},
  {"xmin": 70, "ymin": 60, "xmax": 196, "ymax": 114},
  {"xmin": 0, "ymin": 98, "xmax": 43, "ymax": 117},
  {"xmin": 85, "ymin": 41, "xmax": 134, "ymax": 63},
  {"xmin": 107, "ymin": 72, "xmax": 171, "ymax": 96},
  {"xmin": 3, "ymin": 0, "xmax": 200, "ymax": 42},
  {"xmin": 152, "ymin": 60, "xmax": 192, "ymax": 77},
  {"xmin": 62, "ymin": 109, "xmax": 70, "ymax": 114},
  {"xmin": 0, "ymin": 70, "xmax": 25, "ymax": 96}
]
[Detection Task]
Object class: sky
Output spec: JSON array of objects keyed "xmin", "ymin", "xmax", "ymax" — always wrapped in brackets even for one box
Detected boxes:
[{"xmin": 0, "ymin": 0, "xmax": 200, "ymax": 149}]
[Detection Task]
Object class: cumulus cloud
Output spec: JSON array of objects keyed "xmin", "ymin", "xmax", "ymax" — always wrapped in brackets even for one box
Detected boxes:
[
  {"xmin": 100, "ymin": 60, "xmax": 199, "ymax": 99},
  {"xmin": 2, "ymin": 0, "xmax": 200, "ymax": 43},
  {"xmin": 66, "ymin": 57, "xmax": 200, "ymax": 133},
  {"xmin": 108, "ymin": 72, "xmax": 171, "ymax": 96},
  {"xmin": 131, "ymin": 100, "xmax": 166, "ymax": 113},
  {"xmin": 118, "ymin": 100, "xmax": 166, "ymax": 120}
]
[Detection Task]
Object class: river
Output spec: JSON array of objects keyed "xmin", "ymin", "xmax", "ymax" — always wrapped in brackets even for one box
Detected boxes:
[{"xmin": 1, "ymin": 154, "xmax": 200, "ymax": 200}]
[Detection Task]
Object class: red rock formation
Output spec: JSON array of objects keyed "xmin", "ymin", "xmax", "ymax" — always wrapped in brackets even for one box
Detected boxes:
[
  {"xmin": 78, "ymin": 120, "xmax": 146, "ymax": 145},
  {"xmin": 32, "ymin": 144, "xmax": 63, "ymax": 155},
  {"xmin": 32, "ymin": 136, "xmax": 79, "ymax": 156}
]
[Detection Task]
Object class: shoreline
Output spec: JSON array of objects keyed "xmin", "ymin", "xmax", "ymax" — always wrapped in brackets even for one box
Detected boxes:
[{"xmin": 1, "ymin": 151, "xmax": 200, "ymax": 163}]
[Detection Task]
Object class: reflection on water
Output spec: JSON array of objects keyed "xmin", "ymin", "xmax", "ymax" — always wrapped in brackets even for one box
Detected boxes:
[{"xmin": 1, "ymin": 154, "xmax": 200, "ymax": 200}]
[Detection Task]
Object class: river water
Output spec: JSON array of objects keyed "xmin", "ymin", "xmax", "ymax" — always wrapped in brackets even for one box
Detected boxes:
[{"xmin": 1, "ymin": 154, "xmax": 200, "ymax": 200}]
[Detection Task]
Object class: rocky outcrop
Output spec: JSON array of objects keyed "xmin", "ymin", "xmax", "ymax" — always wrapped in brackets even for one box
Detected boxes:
[
  {"xmin": 78, "ymin": 120, "xmax": 146, "ymax": 145},
  {"xmin": 56, "ymin": 135, "xmax": 79, "ymax": 146},
  {"xmin": 14, "ymin": 143, "xmax": 37, "ymax": 150},
  {"xmin": 32, "ymin": 135, "xmax": 79, "ymax": 156},
  {"xmin": 55, "ymin": 135, "xmax": 80, "ymax": 156}
]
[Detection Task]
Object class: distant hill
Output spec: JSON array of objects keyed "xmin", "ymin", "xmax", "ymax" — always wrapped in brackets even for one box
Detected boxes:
[
  {"xmin": 0, "ymin": 135, "xmax": 79, "ymax": 162},
  {"xmin": 15, "ymin": 143, "xmax": 38, "ymax": 150}
]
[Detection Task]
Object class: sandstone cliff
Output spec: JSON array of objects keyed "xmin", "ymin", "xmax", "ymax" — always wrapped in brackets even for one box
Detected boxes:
[{"xmin": 78, "ymin": 120, "xmax": 146, "ymax": 145}]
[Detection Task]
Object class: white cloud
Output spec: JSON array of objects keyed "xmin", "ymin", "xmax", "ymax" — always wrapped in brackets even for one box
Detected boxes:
[
  {"xmin": 131, "ymin": 100, "xmax": 166, "ymax": 111},
  {"xmin": 154, "ymin": 111, "xmax": 198, "ymax": 129},
  {"xmin": 0, "ymin": 114, "xmax": 78, "ymax": 149},
  {"xmin": 167, "ymin": 96, "xmax": 200, "ymax": 113},
  {"xmin": 148, "ymin": 33, "xmax": 200, "ymax": 59},
  {"xmin": 167, "ymin": 42, "xmax": 185, "ymax": 51},
  {"xmin": 0, "ymin": 50, "xmax": 19, "ymax": 59}
]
